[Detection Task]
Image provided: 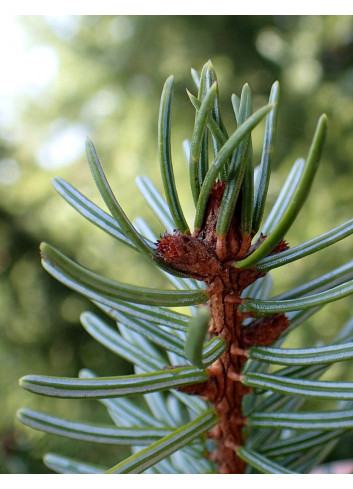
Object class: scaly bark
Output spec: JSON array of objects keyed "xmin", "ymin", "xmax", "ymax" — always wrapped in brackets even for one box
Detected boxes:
[{"xmin": 156, "ymin": 181, "xmax": 289, "ymax": 473}]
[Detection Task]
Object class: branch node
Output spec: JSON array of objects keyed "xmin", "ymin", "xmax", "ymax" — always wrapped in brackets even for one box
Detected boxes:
[
  {"xmin": 227, "ymin": 370, "xmax": 243, "ymax": 382},
  {"xmin": 207, "ymin": 359, "xmax": 223, "ymax": 377},
  {"xmin": 225, "ymin": 294, "xmax": 244, "ymax": 305},
  {"xmin": 206, "ymin": 425, "xmax": 222, "ymax": 439},
  {"xmin": 230, "ymin": 345, "xmax": 248, "ymax": 357},
  {"xmin": 224, "ymin": 440, "xmax": 240, "ymax": 451}
]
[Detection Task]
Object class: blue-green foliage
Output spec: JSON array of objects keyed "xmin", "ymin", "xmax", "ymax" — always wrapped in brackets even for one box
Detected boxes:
[{"xmin": 18, "ymin": 62, "xmax": 353, "ymax": 474}]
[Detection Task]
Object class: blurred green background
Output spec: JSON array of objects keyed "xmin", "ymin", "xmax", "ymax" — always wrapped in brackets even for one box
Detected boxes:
[{"xmin": 1, "ymin": 15, "xmax": 353, "ymax": 473}]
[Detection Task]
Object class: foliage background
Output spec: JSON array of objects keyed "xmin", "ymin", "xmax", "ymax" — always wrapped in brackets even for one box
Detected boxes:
[{"xmin": 1, "ymin": 14, "xmax": 353, "ymax": 473}]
